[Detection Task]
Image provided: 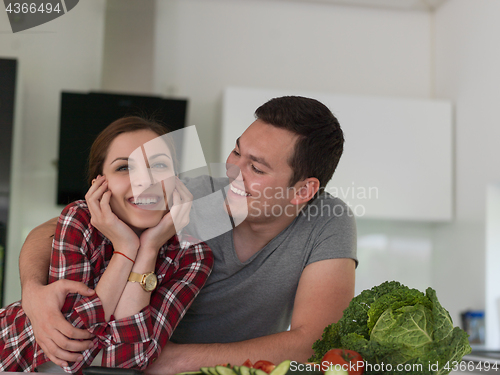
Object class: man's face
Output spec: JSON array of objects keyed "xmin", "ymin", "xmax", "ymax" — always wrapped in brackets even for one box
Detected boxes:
[{"xmin": 225, "ymin": 119, "xmax": 302, "ymax": 223}]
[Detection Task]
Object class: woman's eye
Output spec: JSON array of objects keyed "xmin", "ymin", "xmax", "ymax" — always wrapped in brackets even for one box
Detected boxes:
[
  {"xmin": 152, "ymin": 162, "xmax": 168, "ymax": 169},
  {"xmin": 116, "ymin": 164, "xmax": 130, "ymax": 172},
  {"xmin": 233, "ymin": 149, "xmax": 240, "ymax": 156}
]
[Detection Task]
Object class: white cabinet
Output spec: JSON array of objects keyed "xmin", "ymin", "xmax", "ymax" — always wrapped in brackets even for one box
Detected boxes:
[{"xmin": 221, "ymin": 87, "xmax": 453, "ymax": 221}]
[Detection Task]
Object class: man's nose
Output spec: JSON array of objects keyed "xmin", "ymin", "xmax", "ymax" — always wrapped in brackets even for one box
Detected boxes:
[{"xmin": 226, "ymin": 157, "xmax": 243, "ymax": 181}]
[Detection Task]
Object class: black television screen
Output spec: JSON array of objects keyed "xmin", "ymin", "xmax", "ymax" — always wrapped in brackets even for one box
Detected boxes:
[{"xmin": 57, "ymin": 91, "xmax": 188, "ymax": 206}]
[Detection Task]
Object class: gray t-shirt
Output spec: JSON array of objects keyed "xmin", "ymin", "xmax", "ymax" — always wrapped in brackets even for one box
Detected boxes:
[{"xmin": 171, "ymin": 175, "xmax": 357, "ymax": 344}]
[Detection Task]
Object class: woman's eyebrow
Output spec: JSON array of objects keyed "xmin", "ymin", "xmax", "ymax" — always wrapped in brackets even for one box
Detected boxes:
[
  {"xmin": 148, "ymin": 153, "xmax": 171, "ymax": 160},
  {"xmin": 110, "ymin": 157, "xmax": 129, "ymax": 164},
  {"xmin": 110, "ymin": 153, "xmax": 170, "ymax": 165}
]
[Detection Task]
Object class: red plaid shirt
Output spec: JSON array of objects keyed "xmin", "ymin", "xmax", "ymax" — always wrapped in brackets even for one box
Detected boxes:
[{"xmin": 0, "ymin": 200, "xmax": 213, "ymax": 373}]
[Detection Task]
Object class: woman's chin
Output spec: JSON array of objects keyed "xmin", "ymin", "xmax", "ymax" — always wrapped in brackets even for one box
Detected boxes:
[{"xmin": 129, "ymin": 216, "xmax": 164, "ymax": 234}]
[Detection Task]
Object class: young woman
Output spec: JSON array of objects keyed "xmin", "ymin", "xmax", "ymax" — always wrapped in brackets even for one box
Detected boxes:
[{"xmin": 0, "ymin": 117, "xmax": 214, "ymax": 373}]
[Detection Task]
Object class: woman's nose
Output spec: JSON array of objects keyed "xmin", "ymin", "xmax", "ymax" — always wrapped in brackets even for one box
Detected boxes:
[{"xmin": 131, "ymin": 166, "xmax": 154, "ymax": 187}]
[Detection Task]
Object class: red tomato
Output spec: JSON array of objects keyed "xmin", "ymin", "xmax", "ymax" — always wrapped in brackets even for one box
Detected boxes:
[
  {"xmin": 321, "ymin": 349, "xmax": 364, "ymax": 375},
  {"xmin": 253, "ymin": 360, "xmax": 276, "ymax": 374},
  {"xmin": 242, "ymin": 359, "xmax": 254, "ymax": 368}
]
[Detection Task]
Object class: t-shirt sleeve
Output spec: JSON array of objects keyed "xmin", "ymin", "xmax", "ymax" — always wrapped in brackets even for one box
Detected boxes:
[{"xmin": 305, "ymin": 199, "xmax": 358, "ymax": 267}]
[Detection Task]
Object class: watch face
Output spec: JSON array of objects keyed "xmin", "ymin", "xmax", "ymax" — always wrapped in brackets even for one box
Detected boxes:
[{"xmin": 144, "ymin": 273, "xmax": 158, "ymax": 292}]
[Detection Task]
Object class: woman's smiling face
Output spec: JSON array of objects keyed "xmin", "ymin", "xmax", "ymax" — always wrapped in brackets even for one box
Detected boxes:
[{"xmin": 102, "ymin": 129, "xmax": 176, "ymax": 234}]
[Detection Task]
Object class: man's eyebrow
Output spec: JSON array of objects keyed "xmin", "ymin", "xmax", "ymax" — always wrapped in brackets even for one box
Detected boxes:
[{"xmin": 236, "ymin": 137, "xmax": 272, "ymax": 170}]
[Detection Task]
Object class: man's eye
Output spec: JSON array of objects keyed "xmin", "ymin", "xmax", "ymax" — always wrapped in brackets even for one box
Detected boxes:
[
  {"xmin": 251, "ymin": 164, "xmax": 264, "ymax": 174},
  {"xmin": 233, "ymin": 149, "xmax": 240, "ymax": 156}
]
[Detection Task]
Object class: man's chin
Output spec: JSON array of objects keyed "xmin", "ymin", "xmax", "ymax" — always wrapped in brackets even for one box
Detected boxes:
[{"xmin": 223, "ymin": 201, "xmax": 248, "ymax": 227}]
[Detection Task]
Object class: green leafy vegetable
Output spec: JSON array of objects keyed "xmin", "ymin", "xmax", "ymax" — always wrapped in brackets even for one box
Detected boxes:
[{"xmin": 310, "ymin": 281, "xmax": 471, "ymax": 375}]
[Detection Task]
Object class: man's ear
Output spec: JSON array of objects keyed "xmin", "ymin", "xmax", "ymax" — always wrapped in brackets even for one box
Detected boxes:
[{"xmin": 290, "ymin": 178, "xmax": 320, "ymax": 205}]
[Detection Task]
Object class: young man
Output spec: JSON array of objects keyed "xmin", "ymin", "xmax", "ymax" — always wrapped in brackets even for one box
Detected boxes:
[{"xmin": 18, "ymin": 96, "xmax": 357, "ymax": 374}]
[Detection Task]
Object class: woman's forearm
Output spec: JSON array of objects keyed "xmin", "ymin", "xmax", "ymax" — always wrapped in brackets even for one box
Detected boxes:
[
  {"xmin": 113, "ymin": 246, "xmax": 158, "ymax": 320},
  {"xmin": 19, "ymin": 217, "xmax": 58, "ymax": 289},
  {"xmin": 94, "ymin": 242, "xmax": 139, "ymax": 321}
]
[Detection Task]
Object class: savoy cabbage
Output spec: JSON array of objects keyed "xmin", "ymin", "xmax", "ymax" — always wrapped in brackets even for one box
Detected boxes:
[{"xmin": 310, "ymin": 281, "xmax": 471, "ymax": 375}]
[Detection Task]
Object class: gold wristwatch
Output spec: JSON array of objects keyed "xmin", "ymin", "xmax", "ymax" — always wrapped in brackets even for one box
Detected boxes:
[{"xmin": 128, "ymin": 271, "xmax": 158, "ymax": 292}]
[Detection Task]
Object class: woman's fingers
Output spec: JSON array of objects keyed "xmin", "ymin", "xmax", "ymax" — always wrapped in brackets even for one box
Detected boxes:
[
  {"xmin": 99, "ymin": 190, "xmax": 114, "ymax": 217},
  {"xmin": 175, "ymin": 178, "xmax": 193, "ymax": 203},
  {"xmin": 170, "ymin": 189, "xmax": 191, "ymax": 232},
  {"xmin": 86, "ymin": 177, "xmax": 108, "ymax": 217},
  {"xmin": 85, "ymin": 175, "xmax": 105, "ymax": 199}
]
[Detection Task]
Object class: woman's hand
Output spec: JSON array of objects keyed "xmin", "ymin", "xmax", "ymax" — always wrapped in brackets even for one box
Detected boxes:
[
  {"xmin": 139, "ymin": 178, "xmax": 193, "ymax": 254},
  {"xmin": 85, "ymin": 175, "xmax": 139, "ymax": 254}
]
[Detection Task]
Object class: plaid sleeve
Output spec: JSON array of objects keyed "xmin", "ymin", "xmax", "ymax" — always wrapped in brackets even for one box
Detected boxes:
[
  {"xmin": 49, "ymin": 202, "xmax": 108, "ymax": 373},
  {"xmin": 101, "ymin": 240, "xmax": 214, "ymax": 369}
]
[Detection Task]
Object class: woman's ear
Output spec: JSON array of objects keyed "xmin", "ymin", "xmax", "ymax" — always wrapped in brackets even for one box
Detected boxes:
[{"xmin": 290, "ymin": 178, "xmax": 320, "ymax": 205}]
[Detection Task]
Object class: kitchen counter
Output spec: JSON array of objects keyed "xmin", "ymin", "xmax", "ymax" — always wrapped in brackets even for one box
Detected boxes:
[{"xmin": 450, "ymin": 350, "xmax": 500, "ymax": 374}]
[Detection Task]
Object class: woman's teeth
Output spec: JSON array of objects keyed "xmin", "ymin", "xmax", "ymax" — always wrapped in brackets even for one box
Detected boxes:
[
  {"xmin": 230, "ymin": 184, "xmax": 250, "ymax": 197},
  {"xmin": 132, "ymin": 197, "xmax": 159, "ymax": 205}
]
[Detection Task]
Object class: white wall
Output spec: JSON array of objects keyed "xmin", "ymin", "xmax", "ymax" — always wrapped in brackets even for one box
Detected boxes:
[
  {"xmin": 0, "ymin": 1, "xmax": 106, "ymax": 304},
  {"xmin": 101, "ymin": 0, "xmax": 156, "ymax": 94},
  {"xmin": 153, "ymin": 0, "xmax": 433, "ymax": 162},
  {"xmin": 434, "ymin": 0, "xmax": 500, "ymax": 349},
  {"xmin": 433, "ymin": 0, "xmax": 500, "ymax": 347}
]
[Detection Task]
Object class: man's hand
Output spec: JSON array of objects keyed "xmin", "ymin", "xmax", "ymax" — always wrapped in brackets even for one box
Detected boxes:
[
  {"xmin": 21, "ymin": 279, "xmax": 95, "ymax": 367},
  {"xmin": 146, "ymin": 341, "xmax": 185, "ymax": 375}
]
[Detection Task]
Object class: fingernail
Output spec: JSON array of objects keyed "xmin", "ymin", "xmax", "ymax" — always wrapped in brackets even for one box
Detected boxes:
[
  {"xmin": 62, "ymin": 362, "xmax": 68, "ymax": 367},
  {"xmin": 88, "ymin": 341, "xmax": 94, "ymax": 349},
  {"xmin": 78, "ymin": 355, "xmax": 83, "ymax": 361}
]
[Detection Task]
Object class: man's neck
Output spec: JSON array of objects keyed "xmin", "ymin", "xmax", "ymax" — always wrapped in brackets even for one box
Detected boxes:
[{"xmin": 232, "ymin": 204, "xmax": 304, "ymax": 263}]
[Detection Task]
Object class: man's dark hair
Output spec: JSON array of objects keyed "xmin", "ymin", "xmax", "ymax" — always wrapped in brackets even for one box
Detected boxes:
[{"xmin": 255, "ymin": 96, "xmax": 344, "ymax": 190}]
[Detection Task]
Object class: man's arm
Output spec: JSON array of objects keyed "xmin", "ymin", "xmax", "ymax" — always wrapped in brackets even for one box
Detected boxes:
[
  {"xmin": 19, "ymin": 217, "xmax": 57, "ymax": 287},
  {"xmin": 19, "ymin": 218, "xmax": 95, "ymax": 368},
  {"xmin": 146, "ymin": 258, "xmax": 356, "ymax": 375}
]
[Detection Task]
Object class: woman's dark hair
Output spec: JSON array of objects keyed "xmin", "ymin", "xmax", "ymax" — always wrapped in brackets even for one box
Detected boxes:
[
  {"xmin": 87, "ymin": 116, "xmax": 176, "ymax": 186},
  {"xmin": 254, "ymin": 96, "xmax": 344, "ymax": 190}
]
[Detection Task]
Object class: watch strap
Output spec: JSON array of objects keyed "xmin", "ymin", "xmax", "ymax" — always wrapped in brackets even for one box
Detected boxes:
[{"xmin": 128, "ymin": 272, "xmax": 144, "ymax": 283}]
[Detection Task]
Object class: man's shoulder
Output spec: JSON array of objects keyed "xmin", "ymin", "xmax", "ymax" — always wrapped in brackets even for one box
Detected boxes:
[{"xmin": 300, "ymin": 192, "xmax": 355, "ymax": 223}]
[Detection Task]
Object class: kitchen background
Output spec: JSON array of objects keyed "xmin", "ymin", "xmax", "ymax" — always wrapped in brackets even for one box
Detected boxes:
[{"xmin": 0, "ymin": 0, "xmax": 499, "ymax": 351}]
